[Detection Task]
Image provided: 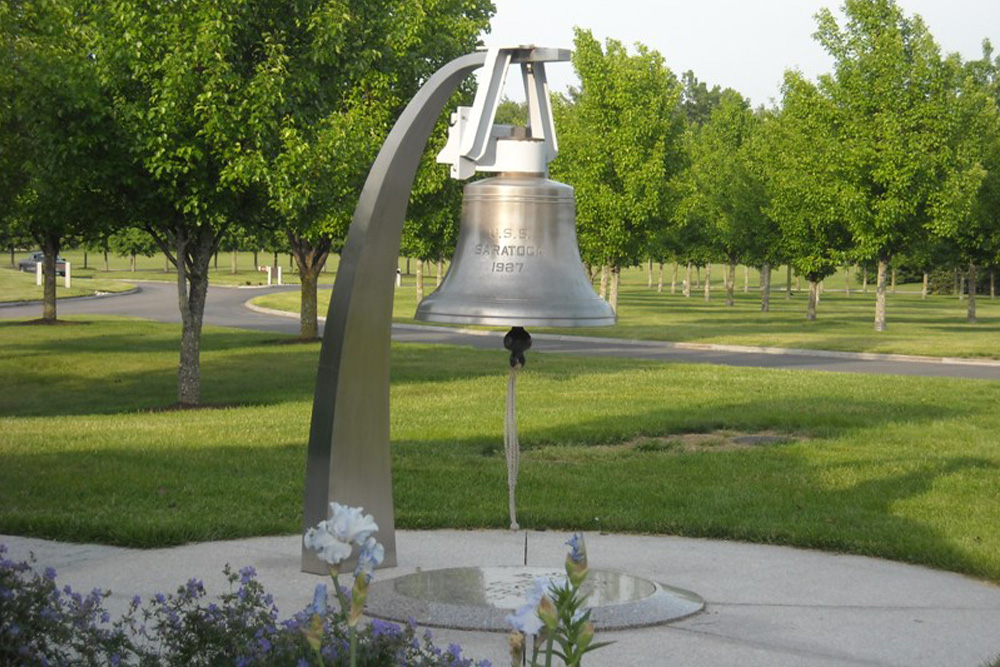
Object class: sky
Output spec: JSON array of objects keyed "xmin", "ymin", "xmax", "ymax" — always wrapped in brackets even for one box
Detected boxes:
[{"xmin": 483, "ymin": 0, "xmax": 1000, "ymax": 107}]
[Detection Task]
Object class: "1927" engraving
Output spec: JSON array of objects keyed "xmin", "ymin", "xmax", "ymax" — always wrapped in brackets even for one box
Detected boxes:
[{"xmin": 492, "ymin": 262, "xmax": 524, "ymax": 273}]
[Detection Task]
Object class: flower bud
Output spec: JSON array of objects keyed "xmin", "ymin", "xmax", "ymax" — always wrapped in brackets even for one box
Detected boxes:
[
  {"xmin": 565, "ymin": 533, "xmax": 589, "ymax": 587},
  {"xmin": 348, "ymin": 574, "xmax": 369, "ymax": 627},
  {"xmin": 303, "ymin": 613, "xmax": 324, "ymax": 652},
  {"xmin": 578, "ymin": 620, "xmax": 595, "ymax": 651},
  {"xmin": 508, "ymin": 630, "xmax": 525, "ymax": 666},
  {"xmin": 537, "ymin": 595, "xmax": 558, "ymax": 631}
]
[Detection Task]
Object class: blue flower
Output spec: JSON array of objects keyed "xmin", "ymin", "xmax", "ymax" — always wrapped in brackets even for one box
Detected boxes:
[
  {"xmin": 353, "ymin": 536, "xmax": 385, "ymax": 583},
  {"xmin": 309, "ymin": 583, "xmax": 328, "ymax": 616},
  {"xmin": 565, "ymin": 533, "xmax": 586, "ymax": 563}
]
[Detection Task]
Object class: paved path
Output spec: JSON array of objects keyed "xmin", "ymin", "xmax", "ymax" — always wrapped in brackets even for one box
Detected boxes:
[
  {"xmin": 4, "ymin": 530, "xmax": 1000, "ymax": 666},
  {"xmin": 4, "ymin": 281, "xmax": 1000, "ymax": 380}
]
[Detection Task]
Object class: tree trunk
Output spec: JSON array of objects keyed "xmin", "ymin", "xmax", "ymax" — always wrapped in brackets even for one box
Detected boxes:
[
  {"xmin": 891, "ymin": 267, "xmax": 897, "ymax": 294},
  {"xmin": 406, "ymin": 257, "xmax": 411, "ymax": 275},
  {"xmin": 647, "ymin": 259, "xmax": 653, "ymax": 289},
  {"xmin": 844, "ymin": 266, "xmax": 851, "ymax": 296},
  {"xmin": 921, "ymin": 272, "xmax": 929, "ymax": 299},
  {"xmin": 83, "ymin": 251, "xmax": 88, "ymax": 270},
  {"xmin": 786, "ymin": 265, "xmax": 792, "ymax": 299},
  {"xmin": 609, "ymin": 264, "xmax": 620, "ymax": 313},
  {"xmin": 599, "ymin": 265, "xmax": 609, "ymax": 300},
  {"xmin": 253, "ymin": 250, "xmax": 259, "ymax": 268},
  {"xmin": 874, "ymin": 257, "xmax": 888, "ymax": 332},
  {"xmin": 173, "ymin": 226, "xmax": 217, "ymax": 406},
  {"xmin": 991, "ymin": 269, "xmax": 995, "ymax": 299},
  {"xmin": 288, "ymin": 233, "xmax": 330, "ymax": 340},
  {"xmin": 103, "ymin": 250, "xmax": 109, "ymax": 272},
  {"xmin": 670, "ymin": 262, "xmax": 678, "ymax": 294},
  {"xmin": 959, "ymin": 273, "xmax": 966, "ymax": 301},
  {"xmin": 684, "ymin": 263, "xmax": 691, "ymax": 297},
  {"xmin": 213, "ymin": 250, "xmax": 218, "ymax": 270},
  {"xmin": 807, "ymin": 280, "xmax": 818, "ymax": 321},
  {"xmin": 695, "ymin": 265, "xmax": 701, "ymax": 288},
  {"xmin": 967, "ymin": 262, "xmax": 977, "ymax": 324},
  {"xmin": 230, "ymin": 250, "xmax": 237, "ymax": 274},
  {"xmin": 795, "ymin": 275, "xmax": 801, "ymax": 292},
  {"xmin": 703, "ymin": 263, "xmax": 712, "ymax": 302},
  {"xmin": 954, "ymin": 269, "xmax": 960, "ymax": 297},
  {"xmin": 41, "ymin": 234, "xmax": 60, "ymax": 322},
  {"xmin": 130, "ymin": 254, "xmax": 136, "ymax": 272},
  {"xmin": 436, "ymin": 258, "xmax": 443, "ymax": 287},
  {"xmin": 760, "ymin": 263, "xmax": 771, "ymax": 312},
  {"xmin": 415, "ymin": 261, "xmax": 424, "ymax": 302},
  {"xmin": 725, "ymin": 261, "xmax": 735, "ymax": 306},
  {"xmin": 862, "ymin": 266, "xmax": 868, "ymax": 293},
  {"xmin": 273, "ymin": 251, "xmax": 278, "ymax": 270},
  {"xmin": 743, "ymin": 265, "xmax": 749, "ymax": 293},
  {"xmin": 164, "ymin": 254, "xmax": 170, "ymax": 273},
  {"xmin": 657, "ymin": 262, "xmax": 664, "ymax": 294}
]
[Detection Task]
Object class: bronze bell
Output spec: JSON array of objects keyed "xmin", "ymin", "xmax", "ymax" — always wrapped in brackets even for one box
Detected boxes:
[{"xmin": 415, "ymin": 172, "xmax": 615, "ymax": 327}]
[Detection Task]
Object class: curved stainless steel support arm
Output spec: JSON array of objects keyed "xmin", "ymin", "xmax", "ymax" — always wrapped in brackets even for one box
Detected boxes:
[{"xmin": 302, "ymin": 51, "xmax": 487, "ymax": 573}]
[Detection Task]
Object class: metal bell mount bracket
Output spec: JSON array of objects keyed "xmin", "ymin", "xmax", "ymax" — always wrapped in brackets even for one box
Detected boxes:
[{"xmin": 437, "ymin": 46, "xmax": 570, "ymax": 179}]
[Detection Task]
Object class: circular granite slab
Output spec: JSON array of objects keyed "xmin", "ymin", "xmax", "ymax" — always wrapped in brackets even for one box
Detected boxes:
[{"xmin": 365, "ymin": 566, "xmax": 704, "ymax": 632}]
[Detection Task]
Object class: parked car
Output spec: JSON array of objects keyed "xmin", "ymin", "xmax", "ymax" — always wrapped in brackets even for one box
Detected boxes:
[{"xmin": 19, "ymin": 252, "xmax": 67, "ymax": 276}]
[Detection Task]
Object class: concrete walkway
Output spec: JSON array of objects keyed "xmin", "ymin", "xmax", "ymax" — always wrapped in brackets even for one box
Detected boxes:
[{"xmin": 3, "ymin": 530, "xmax": 999, "ymax": 666}]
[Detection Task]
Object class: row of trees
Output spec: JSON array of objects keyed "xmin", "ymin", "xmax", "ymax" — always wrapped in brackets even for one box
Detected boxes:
[
  {"xmin": 1, "ymin": 0, "xmax": 493, "ymax": 404},
  {"xmin": 5, "ymin": 0, "xmax": 998, "ymax": 407},
  {"xmin": 551, "ymin": 1, "xmax": 1000, "ymax": 328}
]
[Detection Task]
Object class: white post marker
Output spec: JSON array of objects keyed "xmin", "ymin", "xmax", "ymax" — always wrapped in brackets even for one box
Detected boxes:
[
  {"xmin": 266, "ymin": 266, "xmax": 273, "ymax": 286},
  {"xmin": 277, "ymin": 266, "xmax": 283, "ymax": 285},
  {"xmin": 395, "ymin": 268, "xmax": 402, "ymax": 287},
  {"xmin": 64, "ymin": 262, "xmax": 71, "ymax": 288},
  {"xmin": 36, "ymin": 261, "xmax": 42, "ymax": 286}
]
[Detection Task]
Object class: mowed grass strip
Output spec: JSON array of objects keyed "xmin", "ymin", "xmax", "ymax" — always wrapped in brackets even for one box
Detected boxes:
[
  {"xmin": 0, "ymin": 317, "xmax": 998, "ymax": 582},
  {"xmin": 0, "ymin": 266, "xmax": 135, "ymax": 303},
  {"xmin": 255, "ymin": 267, "xmax": 1000, "ymax": 359}
]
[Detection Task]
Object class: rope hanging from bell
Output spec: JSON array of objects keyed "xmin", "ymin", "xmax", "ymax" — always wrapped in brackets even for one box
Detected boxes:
[{"xmin": 503, "ymin": 326, "xmax": 532, "ymax": 531}]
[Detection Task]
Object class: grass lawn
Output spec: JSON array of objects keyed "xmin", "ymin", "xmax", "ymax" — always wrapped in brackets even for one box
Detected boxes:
[
  {"xmin": 253, "ymin": 265, "xmax": 1000, "ymax": 359},
  {"xmin": 1, "ymin": 316, "xmax": 999, "ymax": 583},
  {"xmin": 0, "ymin": 266, "xmax": 135, "ymax": 303}
]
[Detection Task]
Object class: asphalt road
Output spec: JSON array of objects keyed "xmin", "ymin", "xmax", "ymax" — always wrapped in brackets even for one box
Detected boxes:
[{"xmin": 4, "ymin": 280, "xmax": 1000, "ymax": 380}]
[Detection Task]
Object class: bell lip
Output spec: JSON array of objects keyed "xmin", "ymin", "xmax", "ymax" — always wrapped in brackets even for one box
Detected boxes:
[{"xmin": 413, "ymin": 311, "xmax": 617, "ymax": 328}]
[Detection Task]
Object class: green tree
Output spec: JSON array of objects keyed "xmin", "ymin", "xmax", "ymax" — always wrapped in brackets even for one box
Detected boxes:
[
  {"xmin": 813, "ymin": 0, "xmax": 977, "ymax": 331},
  {"xmin": 552, "ymin": 28, "xmax": 684, "ymax": 313},
  {"xmin": 95, "ymin": 0, "xmax": 302, "ymax": 404},
  {"xmin": 0, "ymin": 0, "xmax": 122, "ymax": 321},
  {"xmin": 925, "ymin": 46, "xmax": 1000, "ymax": 323},
  {"xmin": 107, "ymin": 228, "xmax": 159, "ymax": 272},
  {"xmin": 684, "ymin": 90, "xmax": 772, "ymax": 307},
  {"xmin": 765, "ymin": 72, "xmax": 853, "ymax": 321},
  {"xmin": 257, "ymin": 0, "xmax": 492, "ymax": 339}
]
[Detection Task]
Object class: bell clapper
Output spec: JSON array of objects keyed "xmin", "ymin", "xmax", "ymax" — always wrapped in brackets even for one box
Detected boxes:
[{"xmin": 503, "ymin": 327, "xmax": 532, "ymax": 531}]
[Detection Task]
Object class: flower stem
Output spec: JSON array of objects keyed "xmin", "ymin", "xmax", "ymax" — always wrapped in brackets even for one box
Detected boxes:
[{"xmin": 350, "ymin": 626, "xmax": 358, "ymax": 667}]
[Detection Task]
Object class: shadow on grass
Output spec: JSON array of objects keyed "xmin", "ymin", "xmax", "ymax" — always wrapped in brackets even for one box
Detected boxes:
[
  {"xmin": 395, "ymin": 435, "xmax": 998, "ymax": 579},
  {"xmin": 0, "ymin": 442, "xmax": 306, "ymax": 548}
]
